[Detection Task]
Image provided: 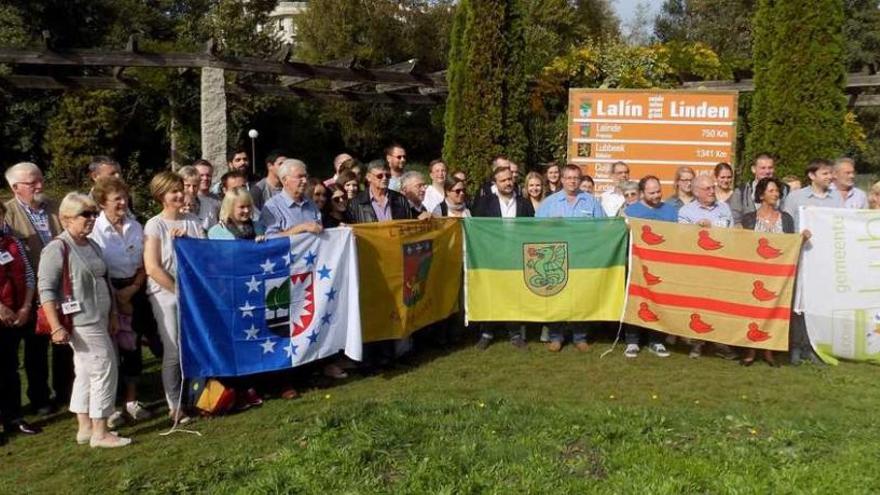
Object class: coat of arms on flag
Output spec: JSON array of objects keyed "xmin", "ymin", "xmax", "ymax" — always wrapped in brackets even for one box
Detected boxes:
[
  {"xmin": 522, "ymin": 242, "xmax": 568, "ymax": 297},
  {"xmin": 176, "ymin": 229, "xmax": 363, "ymax": 379},
  {"xmin": 403, "ymin": 240, "xmax": 433, "ymax": 307}
]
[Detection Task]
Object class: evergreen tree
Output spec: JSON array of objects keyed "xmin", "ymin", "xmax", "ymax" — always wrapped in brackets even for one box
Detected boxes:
[
  {"xmin": 443, "ymin": 0, "xmax": 529, "ymax": 186},
  {"xmin": 745, "ymin": 0, "xmax": 848, "ymax": 179}
]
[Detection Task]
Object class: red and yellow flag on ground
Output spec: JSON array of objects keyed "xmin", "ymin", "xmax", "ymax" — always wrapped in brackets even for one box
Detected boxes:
[
  {"xmin": 623, "ymin": 219, "xmax": 803, "ymax": 351},
  {"xmin": 351, "ymin": 218, "xmax": 462, "ymax": 343}
]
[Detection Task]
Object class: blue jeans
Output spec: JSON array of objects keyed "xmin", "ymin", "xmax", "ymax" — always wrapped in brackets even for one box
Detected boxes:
[
  {"xmin": 480, "ymin": 323, "xmax": 522, "ymax": 341},
  {"xmin": 625, "ymin": 325, "xmax": 662, "ymax": 346},
  {"xmin": 548, "ymin": 323, "xmax": 586, "ymax": 344}
]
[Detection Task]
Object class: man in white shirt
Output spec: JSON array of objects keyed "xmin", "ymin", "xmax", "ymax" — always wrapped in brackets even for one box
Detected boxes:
[
  {"xmin": 830, "ymin": 157, "xmax": 868, "ymax": 209},
  {"xmin": 600, "ymin": 161, "xmax": 630, "ymax": 216},
  {"xmin": 422, "ymin": 159, "xmax": 447, "ymax": 213}
]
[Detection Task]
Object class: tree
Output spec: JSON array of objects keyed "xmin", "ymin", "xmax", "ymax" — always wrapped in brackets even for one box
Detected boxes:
[
  {"xmin": 654, "ymin": 0, "xmax": 755, "ymax": 75},
  {"xmin": 443, "ymin": 0, "xmax": 529, "ymax": 185},
  {"xmin": 745, "ymin": 0, "xmax": 848, "ymax": 179}
]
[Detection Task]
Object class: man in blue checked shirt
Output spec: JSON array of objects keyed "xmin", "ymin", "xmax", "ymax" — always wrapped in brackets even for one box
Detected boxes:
[
  {"xmin": 536, "ymin": 164, "xmax": 605, "ymax": 219},
  {"xmin": 536, "ymin": 163, "xmax": 605, "ymax": 352}
]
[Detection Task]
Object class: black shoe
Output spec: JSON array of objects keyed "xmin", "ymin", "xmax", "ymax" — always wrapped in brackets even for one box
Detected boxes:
[
  {"xmin": 475, "ymin": 336, "xmax": 491, "ymax": 351},
  {"xmin": 10, "ymin": 420, "xmax": 41, "ymax": 435}
]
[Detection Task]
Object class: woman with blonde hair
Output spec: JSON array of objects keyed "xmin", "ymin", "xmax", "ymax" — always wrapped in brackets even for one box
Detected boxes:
[
  {"xmin": 39, "ymin": 193, "xmax": 129, "ymax": 448},
  {"xmin": 665, "ymin": 166, "xmax": 696, "ymax": 210},
  {"xmin": 143, "ymin": 171, "xmax": 205, "ymax": 424},
  {"xmin": 525, "ymin": 171, "xmax": 546, "ymax": 211},
  {"xmin": 869, "ymin": 180, "xmax": 880, "ymax": 209},
  {"xmin": 208, "ymin": 187, "xmax": 265, "ymax": 240}
]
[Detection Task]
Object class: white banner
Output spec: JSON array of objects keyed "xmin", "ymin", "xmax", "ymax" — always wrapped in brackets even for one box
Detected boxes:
[{"xmin": 799, "ymin": 207, "xmax": 880, "ymax": 364}]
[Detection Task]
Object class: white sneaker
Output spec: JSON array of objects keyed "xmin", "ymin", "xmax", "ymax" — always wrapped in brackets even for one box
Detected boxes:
[
  {"xmin": 107, "ymin": 410, "xmax": 127, "ymax": 429},
  {"xmin": 648, "ymin": 343, "xmax": 670, "ymax": 358},
  {"xmin": 125, "ymin": 401, "xmax": 152, "ymax": 421},
  {"xmin": 624, "ymin": 344, "xmax": 640, "ymax": 358}
]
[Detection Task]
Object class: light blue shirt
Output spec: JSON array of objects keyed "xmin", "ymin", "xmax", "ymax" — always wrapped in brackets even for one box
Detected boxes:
[
  {"xmin": 259, "ymin": 190, "xmax": 321, "ymax": 237},
  {"xmin": 678, "ymin": 200, "xmax": 733, "ymax": 227},
  {"xmin": 830, "ymin": 184, "xmax": 868, "ymax": 209},
  {"xmin": 535, "ymin": 190, "xmax": 606, "ymax": 218},
  {"xmin": 783, "ymin": 186, "xmax": 845, "ymax": 227}
]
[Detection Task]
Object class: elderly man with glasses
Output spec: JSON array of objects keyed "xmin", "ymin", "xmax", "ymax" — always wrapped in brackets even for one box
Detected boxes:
[{"xmin": 3, "ymin": 162, "xmax": 69, "ymax": 426}]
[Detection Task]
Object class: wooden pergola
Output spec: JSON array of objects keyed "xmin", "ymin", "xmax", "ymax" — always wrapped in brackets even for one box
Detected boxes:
[
  {"xmin": 682, "ymin": 73, "xmax": 880, "ymax": 107},
  {"xmin": 0, "ymin": 36, "xmax": 448, "ymax": 172}
]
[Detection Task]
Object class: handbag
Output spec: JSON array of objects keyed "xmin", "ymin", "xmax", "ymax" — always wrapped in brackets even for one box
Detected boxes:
[{"xmin": 35, "ymin": 241, "xmax": 73, "ymax": 337}]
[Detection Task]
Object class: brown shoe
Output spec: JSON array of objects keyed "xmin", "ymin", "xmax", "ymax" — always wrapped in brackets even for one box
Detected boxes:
[
  {"xmin": 575, "ymin": 342, "xmax": 591, "ymax": 352},
  {"xmin": 546, "ymin": 341, "xmax": 562, "ymax": 352},
  {"xmin": 281, "ymin": 386, "xmax": 300, "ymax": 400}
]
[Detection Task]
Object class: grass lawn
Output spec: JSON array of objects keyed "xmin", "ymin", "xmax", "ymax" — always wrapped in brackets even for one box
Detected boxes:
[{"xmin": 2, "ymin": 333, "xmax": 879, "ymax": 494}]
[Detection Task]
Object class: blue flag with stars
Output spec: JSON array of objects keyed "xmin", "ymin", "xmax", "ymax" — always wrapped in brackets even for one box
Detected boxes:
[{"xmin": 175, "ymin": 228, "xmax": 363, "ymax": 378}]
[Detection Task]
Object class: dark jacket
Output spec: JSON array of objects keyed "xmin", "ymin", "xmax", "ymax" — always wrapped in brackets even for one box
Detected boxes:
[
  {"xmin": 348, "ymin": 189, "xmax": 413, "ymax": 223},
  {"xmin": 471, "ymin": 193, "xmax": 534, "ymax": 218},
  {"xmin": 729, "ymin": 180, "xmax": 790, "ymax": 226},
  {"xmin": 476, "ymin": 179, "xmax": 520, "ymax": 201},
  {"xmin": 740, "ymin": 210, "xmax": 795, "ymax": 234}
]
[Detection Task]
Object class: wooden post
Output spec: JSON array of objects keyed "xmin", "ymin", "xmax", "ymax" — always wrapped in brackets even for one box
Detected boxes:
[{"xmin": 200, "ymin": 67, "xmax": 227, "ymax": 182}]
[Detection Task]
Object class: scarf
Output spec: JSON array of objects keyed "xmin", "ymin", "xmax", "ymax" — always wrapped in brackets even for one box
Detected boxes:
[{"xmin": 224, "ymin": 220, "xmax": 257, "ymax": 240}]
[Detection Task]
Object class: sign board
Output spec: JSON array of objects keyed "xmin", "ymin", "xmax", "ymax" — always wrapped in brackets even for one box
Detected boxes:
[{"xmin": 567, "ymin": 89, "xmax": 738, "ymax": 195}]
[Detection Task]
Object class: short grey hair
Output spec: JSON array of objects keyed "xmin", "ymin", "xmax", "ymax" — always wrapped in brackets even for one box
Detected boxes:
[
  {"xmin": 58, "ymin": 192, "xmax": 97, "ymax": 219},
  {"xmin": 620, "ymin": 180, "xmax": 638, "ymax": 193},
  {"xmin": 365, "ymin": 159, "xmax": 388, "ymax": 173},
  {"xmin": 400, "ymin": 170, "xmax": 425, "ymax": 189},
  {"xmin": 177, "ymin": 165, "xmax": 199, "ymax": 181},
  {"xmin": 277, "ymin": 159, "xmax": 307, "ymax": 181},
  {"xmin": 693, "ymin": 174, "xmax": 714, "ymax": 189},
  {"xmin": 5, "ymin": 162, "xmax": 42, "ymax": 186},
  {"xmin": 833, "ymin": 157, "xmax": 855, "ymax": 171},
  {"xmin": 88, "ymin": 156, "xmax": 119, "ymax": 175}
]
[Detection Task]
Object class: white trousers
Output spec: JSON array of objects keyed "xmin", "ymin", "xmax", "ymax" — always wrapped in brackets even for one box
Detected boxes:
[
  {"xmin": 69, "ymin": 318, "xmax": 118, "ymax": 419},
  {"xmin": 148, "ymin": 290, "xmax": 182, "ymax": 410}
]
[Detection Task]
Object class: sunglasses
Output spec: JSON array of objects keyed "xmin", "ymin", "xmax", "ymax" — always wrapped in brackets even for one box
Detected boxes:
[
  {"xmin": 372, "ymin": 172, "xmax": 388, "ymax": 179},
  {"xmin": 332, "ymin": 196, "xmax": 346, "ymax": 203},
  {"xmin": 450, "ymin": 188, "xmax": 466, "ymax": 194},
  {"xmin": 78, "ymin": 210, "xmax": 99, "ymax": 219}
]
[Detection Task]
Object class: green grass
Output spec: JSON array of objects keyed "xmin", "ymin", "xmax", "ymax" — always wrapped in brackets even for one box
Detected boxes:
[{"xmin": 3, "ymin": 335, "xmax": 880, "ymax": 494}]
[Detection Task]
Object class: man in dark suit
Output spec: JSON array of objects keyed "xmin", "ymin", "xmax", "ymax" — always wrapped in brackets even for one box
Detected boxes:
[
  {"xmin": 348, "ymin": 160, "xmax": 413, "ymax": 223},
  {"xmin": 471, "ymin": 166, "xmax": 533, "ymax": 350}
]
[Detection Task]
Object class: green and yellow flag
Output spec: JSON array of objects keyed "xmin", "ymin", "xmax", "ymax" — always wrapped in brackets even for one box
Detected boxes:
[
  {"xmin": 352, "ymin": 218, "xmax": 462, "ymax": 342},
  {"xmin": 464, "ymin": 218, "xmax": 627, "ymax": 322}
]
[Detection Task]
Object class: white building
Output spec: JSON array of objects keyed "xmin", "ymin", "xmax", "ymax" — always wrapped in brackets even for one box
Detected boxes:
[{"xmin": 265, "ymin": 1, "xmax": 308, "ymax": 45}]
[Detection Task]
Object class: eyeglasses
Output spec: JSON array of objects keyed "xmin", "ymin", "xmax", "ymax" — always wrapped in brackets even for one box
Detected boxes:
[
  {"xmin": 372, "ymin": 172, "xmax": 388, "ymax": 179},
  {"xmin": 393, "ymin": 155, "xmax": 406, "ymax": 160},
  {"xmin": 332, "ymin": 196, "xmax": 346, "ymax": 203},
  {"xmin": 78, "ymin": 210, "xmax": 99, "ymax": 219},
  {"xmin": 15, "ymin": 180, "xmax": 42, "ymax": 188},
  {"xmin": 450, "ymin": 188, "xmax": 465, "ymax": 194}
]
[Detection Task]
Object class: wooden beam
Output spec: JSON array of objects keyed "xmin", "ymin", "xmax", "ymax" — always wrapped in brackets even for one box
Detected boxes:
[
  {"xmin": 0, "ymin": 48, "xmax": 446, "ymax": 87},
  {"xmin": 854, "ymin": 94, "xmax": 880, "ymax": 107},
  {"xmin": 0, "ymin": 75, "xmax": 444, "ymax": 105},
  {"xmin": 682, "ymin": 73, "xmax": 880, "ymax": 92}
]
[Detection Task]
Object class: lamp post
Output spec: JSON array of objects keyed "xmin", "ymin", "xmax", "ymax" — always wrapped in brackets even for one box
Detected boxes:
[{"xmin": 248, "ymin": 129, "xmax": 259, "ymax": 176}]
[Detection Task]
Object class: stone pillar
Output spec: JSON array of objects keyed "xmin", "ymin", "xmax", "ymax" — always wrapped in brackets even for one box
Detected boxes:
[{"xmin": 200, "ymin": 67, "xmax": 228, "ymax": 182}]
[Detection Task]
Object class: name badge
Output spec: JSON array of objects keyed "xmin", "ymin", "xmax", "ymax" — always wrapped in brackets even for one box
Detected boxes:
[
  {"xmin": 0, "ymin": 251, "xmax": 13, "ymax": 265},
  {"xmin": 61, "ymin": 300, "xmax": 82, "ymax": 315}
]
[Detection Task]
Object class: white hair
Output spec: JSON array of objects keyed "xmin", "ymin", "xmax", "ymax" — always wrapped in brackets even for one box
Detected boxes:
[
  {"xmin": 58, "ymin": 192, "xmax": 97, "ymax": 219},
  {"xmin": 277, "ymin": 159, "xmax": 307, "ymax": 181},
  {"xmin": 833, "ymin": 157, "xmax": 855, "ymax": 171},
  {"xmin": 400, "ymin": 170, "xmax": 425, "ymax": 189},
  {"xmin": 5, "ymin": 162, "xmax": 42, "ymax": 186}
]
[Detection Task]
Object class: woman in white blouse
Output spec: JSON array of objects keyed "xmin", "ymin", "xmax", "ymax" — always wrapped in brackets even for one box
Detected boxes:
[{"xmin": 88, "ymin": 177, "xmax": 153, "ymax": 427}]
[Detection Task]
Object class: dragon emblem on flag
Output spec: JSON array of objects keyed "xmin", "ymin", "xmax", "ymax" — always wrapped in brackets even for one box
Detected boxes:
[{"xmin": 522, "ymin": 242, "xmax": 568, "ymax": 297}]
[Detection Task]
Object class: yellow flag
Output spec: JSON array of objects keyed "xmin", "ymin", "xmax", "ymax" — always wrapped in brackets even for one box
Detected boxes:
[{"xmin": 351, "ymin": 218, "xmax": 462, "ymax": 342}]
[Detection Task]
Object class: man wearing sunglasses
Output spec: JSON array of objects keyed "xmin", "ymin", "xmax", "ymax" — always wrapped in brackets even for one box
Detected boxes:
[
  {"xmin": 3, "ymin": 162, "xmax": 67, "ymax": 427},
  {"xmin": 348, "ymin": 160, "xmax": 412, "ymax": 223},
  {"xmin": 384, "ymin": 143, "xmax": 407, "ymax": 192}
]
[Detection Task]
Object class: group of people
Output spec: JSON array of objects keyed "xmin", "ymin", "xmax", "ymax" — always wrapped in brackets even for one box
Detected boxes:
[{"xmin": 0, "ymin": 144, "xmax": 878, "ymax": 449}]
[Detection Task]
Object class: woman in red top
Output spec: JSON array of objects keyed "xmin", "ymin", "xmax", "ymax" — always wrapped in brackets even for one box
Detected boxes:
[{"xmin": 0, "ymin": 201, "xmax": 41, "ymax": 445}]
